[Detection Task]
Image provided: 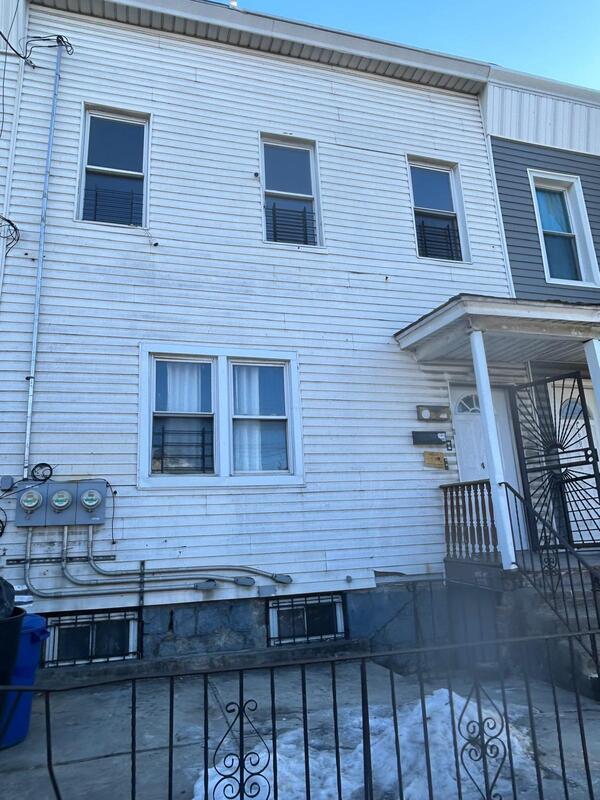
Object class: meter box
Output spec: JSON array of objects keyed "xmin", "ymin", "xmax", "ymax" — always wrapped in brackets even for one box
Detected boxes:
[
  {"xmin": 15, "ymin": 483, "xmax": 49, "ymax": 527},
  {"xmin": 75, "ymin": 480, "xmax": 107, "ymax": 525},
  {"xmin": 46, "ymin": 483, "xmax": 78, "ymax": 526},
  {"xmin": 14, "ymin": 479, "xmax": 108, "ymax": 527}
]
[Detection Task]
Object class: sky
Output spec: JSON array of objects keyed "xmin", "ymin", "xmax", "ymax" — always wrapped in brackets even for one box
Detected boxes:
[{"xmin": 216, "ymin": 0, "xmax": 600, "ymax": 91}]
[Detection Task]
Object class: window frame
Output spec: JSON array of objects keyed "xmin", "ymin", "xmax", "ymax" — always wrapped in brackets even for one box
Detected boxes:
[
  {"xmin": 229, "ymin": 359, "xmax": 291, "ymax": 476},
  {"xmin": 77, "ymin": 107, "xmax": 150, "ymax": 229},
  {"xmin": 407, "ymin": 156, "xmax": 470, "ymax": 263},
  {"xmin": 151, "ymin": 356, "xmax": 216, "ymax": 476},
  {"xmin": 528, "ymin": 169, "xmax": 599, "ymax": 287},
  {"xmin": 139, "ymin": 343, "xmax": 304, "ymax": 489},
  {"xmin": 260, "ymin": 135, "xmax": 323, "ymax": 248}
]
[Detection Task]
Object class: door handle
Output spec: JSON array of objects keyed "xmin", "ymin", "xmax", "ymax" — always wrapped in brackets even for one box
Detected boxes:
[{"xmin": 481, "ymin": 462, "xmax": 486, "ymax": 469}]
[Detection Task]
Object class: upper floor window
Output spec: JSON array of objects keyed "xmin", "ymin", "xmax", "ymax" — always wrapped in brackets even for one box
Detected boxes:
[
  {"xmin": 529, "ymin": 170, "xmax": 599, "ymax": 285},
  {"xmin": 409, "ymin": 162, "xmax": 465, "ymax": 261},
  {"xmin": 80, "ymin": 111, "xmax": 147, "ymax": 227},
  {"xmin": 263, "ymin": 138, "xmax": 319, "ymax": 246}
]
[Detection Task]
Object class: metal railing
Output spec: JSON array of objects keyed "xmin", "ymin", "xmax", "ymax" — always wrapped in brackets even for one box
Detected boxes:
[
  {"xmin": 82, "ymin": 187, "xmax": 144, "ymax": 226},
  {"xmin": 442, "ymin": 479, "xmax": 499, "ymax": 562},
  {"xmin": 265, "ymin": 204, "xmax": 317, "ymax": 246},
  {"xmin": 503, "ymin": 481, "xmax": 600, "ymax": 664},
  {"xmin": 415, "ymin": 217, "xmax": 462, "ymax": 260},
  {"xmin": 2, "ymin": 629, "xmax": 598, "ymax": 799}
]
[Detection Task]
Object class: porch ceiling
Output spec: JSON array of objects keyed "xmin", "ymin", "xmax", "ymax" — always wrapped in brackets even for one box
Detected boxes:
[{"xmin": 394, "ymin": 294, "xmax": 600, "ymax": 365}]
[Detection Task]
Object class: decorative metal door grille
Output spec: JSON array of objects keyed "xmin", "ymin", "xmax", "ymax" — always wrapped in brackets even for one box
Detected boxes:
[{"xmin": 509, "ymin": 371, "xmax": 600, "ymax": 548}]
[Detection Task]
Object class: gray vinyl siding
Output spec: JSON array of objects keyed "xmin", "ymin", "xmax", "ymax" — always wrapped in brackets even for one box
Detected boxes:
[{"xmin": 491, "ymin": 136, "xmax": 600, "ymax": 303}]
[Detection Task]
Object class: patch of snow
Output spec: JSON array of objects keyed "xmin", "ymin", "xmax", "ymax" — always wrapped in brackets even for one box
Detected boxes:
[{"xmin": 193, "ymin": 688, "xmax": 533, "ymax": 799}]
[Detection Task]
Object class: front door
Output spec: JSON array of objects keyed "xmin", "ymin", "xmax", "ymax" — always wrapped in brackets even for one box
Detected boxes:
[{"xmin": 451, "ymin": 386, "xmax": 521, "ymax": 489}]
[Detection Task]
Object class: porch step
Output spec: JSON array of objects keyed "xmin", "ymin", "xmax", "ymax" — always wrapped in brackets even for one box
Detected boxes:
[{"xmin": 36, "ymin": 637, "xmax": 371, "ymax": 690}]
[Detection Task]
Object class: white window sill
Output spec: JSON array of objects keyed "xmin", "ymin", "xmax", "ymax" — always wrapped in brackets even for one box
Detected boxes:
[
  {"xmin": 261, "ymin": 240, "xmax": 328, "ymax": 254},
  {"xmin": 545, "ymin": 277, "xmax": 600, "ymax": 288},
  {"xmin": 415, "ymin": 255, "xmax": 472, "ymax": 266},
  {"xmin": 73, "ymin": 218, "xmax": 149, "ymax": 232},
  {"xmin": 138, "ymin": 474, "xmax": 306, "ymax": 490}
]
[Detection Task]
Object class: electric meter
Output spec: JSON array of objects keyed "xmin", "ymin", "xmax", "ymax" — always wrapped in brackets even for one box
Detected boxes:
[
  {"xmin": 19, "ymin": 490, "xmax": 43, "ymax": 512},
  {"xmin": 80, "ymin": 489, "xmax": 102, "ymax": 511},
  {"xmin": 50, "ymin": 489, "xmax": 73, "ymax": 511}
]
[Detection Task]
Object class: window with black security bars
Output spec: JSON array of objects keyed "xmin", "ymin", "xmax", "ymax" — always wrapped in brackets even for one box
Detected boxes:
[{"xmin": 267, "ymin": 594, "xmax": 346, "ymax": 646}]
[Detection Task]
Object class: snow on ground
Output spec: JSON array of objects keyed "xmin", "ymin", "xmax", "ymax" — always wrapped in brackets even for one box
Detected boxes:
[{"xmin": 193, "ymin": 688, "xmax": 532, "ymax": 800}]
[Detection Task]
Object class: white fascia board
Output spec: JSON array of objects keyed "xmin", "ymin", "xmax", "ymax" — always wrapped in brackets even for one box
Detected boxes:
[
  {"xmin": 395, "ymin": 294, "xmax": 600, "ymax": 351},
  {"xmin": 32, "ymin": 0, "xmax": 491, "ymax": 88}
]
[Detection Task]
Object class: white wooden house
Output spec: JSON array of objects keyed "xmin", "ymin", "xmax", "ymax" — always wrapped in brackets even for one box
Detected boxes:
[{"xmin": 1, "ymin": 0, "xmax": 600, "ymax": 665}]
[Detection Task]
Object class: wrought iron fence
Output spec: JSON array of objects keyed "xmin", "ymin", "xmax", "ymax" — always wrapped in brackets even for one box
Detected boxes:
[
  {"xmin": 503, "ymin": 481, "xmax": 600, "ymax": 666},
  {"xmin": 2, "ymin": 629, "xmax": 599, "ymax": 799}
]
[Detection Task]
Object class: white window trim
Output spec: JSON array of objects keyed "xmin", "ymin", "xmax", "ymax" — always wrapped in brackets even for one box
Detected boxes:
[
  {"xmin": 259, "ymin": 134, "xmax": 324, "ymax": 248},
  {"xmin": 268, "ymin": 595, "xmax": 345, "ymax": 644},
  {"xmin": 138, "ymin": 343, "xmax": 304, "ymax": 489},
  {"xmin": 406, "ymin": 155, "xmax": 471, "ymax": 264},
  {"xmin": 76, "ymin": 106, "xmax": 150, "ymax": 229},
  {"xmin": 528, "ymin": 169, "xmax": 600, "ymax": 287}
]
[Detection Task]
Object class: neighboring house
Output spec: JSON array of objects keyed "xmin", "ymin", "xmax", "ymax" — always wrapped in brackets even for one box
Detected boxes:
[{"xmin": 0, "ymin": 0, "xmax": 599, "ymax": 668}]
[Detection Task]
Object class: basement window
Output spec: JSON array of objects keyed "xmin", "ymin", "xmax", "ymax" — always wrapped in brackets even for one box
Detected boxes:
[
  {"xmin": 268, "ymin": 594, "xmax": 346, "ymax": 646},
  {"xmin": 529, "ymin": 170, "xmax": 600, "ymax": 285},
  {"xmin": 80, "ymin": 110, "xmax": 148, "ymax": 227},
  {"xmin": 42, "ymin": 609, "xmax": 140, "ymax": 668},
  {"xmin": 409, "ymin": 160, "xmax": 468, "ymax": 262}
]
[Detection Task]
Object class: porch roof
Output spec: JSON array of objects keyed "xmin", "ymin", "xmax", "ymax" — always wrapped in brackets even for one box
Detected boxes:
[{"xmin": 394, "ymin": 294, "xmax": 600, "ymax": 365}]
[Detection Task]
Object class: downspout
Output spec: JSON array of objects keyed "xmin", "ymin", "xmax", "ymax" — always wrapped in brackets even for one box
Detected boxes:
[{"xmin": 23, "ymin": 43, "xmax": 63, "ymax": 479}]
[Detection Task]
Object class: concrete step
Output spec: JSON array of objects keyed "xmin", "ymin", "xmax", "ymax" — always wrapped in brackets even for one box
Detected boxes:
[{"xmin": 36, "ymin": 637, "xmax": 372, "ymax": 690}]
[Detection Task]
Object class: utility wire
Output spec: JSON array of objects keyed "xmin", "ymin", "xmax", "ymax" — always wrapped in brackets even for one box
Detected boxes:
[{"xmin": 0, "ymin": 0, "xmax": 21, "ymax": 141}]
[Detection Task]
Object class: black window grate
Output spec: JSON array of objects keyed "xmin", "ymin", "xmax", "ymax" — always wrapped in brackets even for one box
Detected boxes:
[
  {"xmin": 41, "ymin": 608, "xmax": 141, "ymax": 668},
  {"xmin": 267, "ymin": 593, "xmax": 346, "ymax": 646},
  {"xmin": 265, "ymin": 204, "xmax": 317, "ymax": 246},
  {"xmin": 415, "ymin": 212, "xmax": 462, "ymax": 261}
]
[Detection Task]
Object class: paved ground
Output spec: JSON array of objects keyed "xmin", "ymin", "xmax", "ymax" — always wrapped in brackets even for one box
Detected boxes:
[{"xmin": 1, "ymin": 661, "xmax": 599, "ymax": 799}]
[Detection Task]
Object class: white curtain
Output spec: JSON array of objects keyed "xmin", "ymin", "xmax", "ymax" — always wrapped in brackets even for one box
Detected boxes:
[
  {"xmin": 166, "ymin": 361, "xmax": 206, "ymax": 412},
  {"xmin": 233, "ymin": 366, "xmax": 262, "ymax": 471}
]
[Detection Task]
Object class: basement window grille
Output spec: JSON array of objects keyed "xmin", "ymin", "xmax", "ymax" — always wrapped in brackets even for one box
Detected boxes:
[
  {"xmin": 267, "ymin": 594, "xmax": 346, "ymax": 646},
  {"xmin": 41, "ymin": 608, "xmax": 140, "ymax": 668}
]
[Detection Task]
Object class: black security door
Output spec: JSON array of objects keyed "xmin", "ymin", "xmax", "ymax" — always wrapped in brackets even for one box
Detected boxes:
[{"xmin": 509, "ymin": 371, "xmax": 600, "ymax": 547}]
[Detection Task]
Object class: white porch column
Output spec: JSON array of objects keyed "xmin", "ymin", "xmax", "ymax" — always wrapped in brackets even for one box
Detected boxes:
[
  {"xmin": 469, "ymin": 330, "xmax": 516, "ymax": 569},
  {"xmin": 584, "ymin": 339, "xmax": 600, "ymax": 414}
]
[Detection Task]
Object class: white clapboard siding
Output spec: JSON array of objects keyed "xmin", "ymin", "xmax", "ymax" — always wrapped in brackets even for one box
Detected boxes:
[
  {"xmin": 484, "ymin": 81, "xmax": 600, "ymax": 156},
  {"xmin": 0, "ymin": 7, "xmax": 512, "ymax": 612}
]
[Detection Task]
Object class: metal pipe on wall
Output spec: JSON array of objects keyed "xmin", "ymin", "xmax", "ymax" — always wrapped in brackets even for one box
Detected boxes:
[
  {"xmin": 23, "ymin": 43, "xmax": 63, "ymax": 479},
  {"xmin": 85, "ymin": 526, "xmax": 292, "ymax": 584},
  {"xmin": 24, "ymin": 528, "xmax": 213, "ymax": 598}
]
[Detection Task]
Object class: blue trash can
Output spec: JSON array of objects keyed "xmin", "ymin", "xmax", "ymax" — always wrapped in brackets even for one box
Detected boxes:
[{"xmin": 0, "ymin": 614, "xmax": 49, "ymax": 749}]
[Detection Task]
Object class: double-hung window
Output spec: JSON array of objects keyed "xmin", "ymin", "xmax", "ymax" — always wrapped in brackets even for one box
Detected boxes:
[
  {"xmin": 232, "ymin": 363, "xmax": 288, "ymax": 473},
  {"xmin": 81, "ymin": 111, "xmax": 147, "ymax": 227},
  {"xmin": 263, "ymin": 139, "xmax": 319, "ymax": 246},
  {"xmin": 409, "ymin": 162, "xmax": 464, "ymax": 261},
  {"xmin": 141, "ymin": 346, "xmax": 303, "ymax": 487},
  {"xmin": 152, "ymin": 360, "xmax": 214, "ymax": 474},
  {"xmin": 529, "ymin": 170, "xmax": 599, "ymax": 285}
]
